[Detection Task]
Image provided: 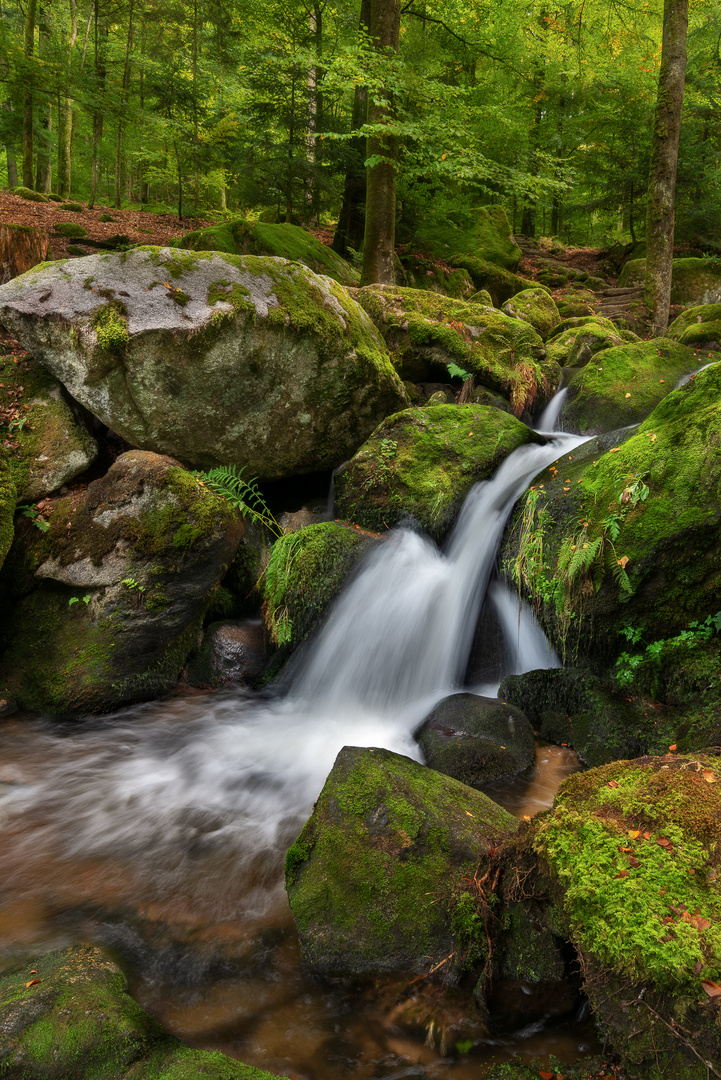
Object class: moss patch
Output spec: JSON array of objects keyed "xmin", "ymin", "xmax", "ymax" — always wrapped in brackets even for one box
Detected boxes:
[
  {"xmin": 667, "ymin": 303, "xmax": 721, "ymax": 349},
  {"xmin": 92, "ymin": 302, "xmax": 129, "ymax": 351}
]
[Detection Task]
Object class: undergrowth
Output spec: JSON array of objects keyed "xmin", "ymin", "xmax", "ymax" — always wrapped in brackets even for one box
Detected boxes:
[{"xmin": 196, "ymin": 465, "xmax": 281, "ymax": 537}]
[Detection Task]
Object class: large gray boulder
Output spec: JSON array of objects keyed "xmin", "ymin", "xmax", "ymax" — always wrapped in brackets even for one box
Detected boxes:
[
  {"xmin": 0, "ymin": 248, "xmax": 407, "ymax": 480},
  {"xmin": 0, "ymin": 450, "xmax": 242, "ymax": 715}
]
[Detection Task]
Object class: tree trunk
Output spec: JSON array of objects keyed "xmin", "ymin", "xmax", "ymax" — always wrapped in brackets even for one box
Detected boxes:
[
  {"xmin": 114, "ymin": 0, "xmax": 134, "ymax": 209},
  {"xmin": 644, "ymin": 0, "xmax": 688, "ymax": 336},
  {"xmin": 35, "ymin": 103, "xmax": 51, "ymax": 192},
  {"xmin": 57, "ymin": 94, "xmax": 73, "ymax": 197},
  {"xmin": 88, "ymin": 1, "xmax": 107, "ymax": 209},
  {"xmin": 22, "ymin": 0, "xmax": 38, "ymax": 189},
  {"xmin": 360, "ymin": 0, "xmax": 400, "ymax": 287},
  {"xmin": 6, "ymin": 142, "xmax": 19, "ymax": 188},
  {"xmin": 332, "ymin": 0, "xmax": 370, "ymax": 257}
]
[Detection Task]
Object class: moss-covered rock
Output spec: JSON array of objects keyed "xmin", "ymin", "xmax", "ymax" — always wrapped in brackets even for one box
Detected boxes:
[
  {"xmin": 334, "ymin": 404, "xmax": 539, "ymax": 540},
  {"xmin": 12, "ymin": 186, "xmax": 48, "ymax": 203},
  {"xmin": 545, "ymin": 317, "xmax": 630, "ymax": 368},
  {"xmin": 501, "ymin": 288, "xmax": 561, "ymax": 340},
  {"xmin": 0, "ymin": 353, "xmax": 97, "ymax": 501},
  {"xmin": 559, "ymin": 338, "xmax": 700, "ymax": 434},
  {"xmin": 554, "ymin": 288, "xmax": 598, "ymax": 319},
  {"xmin": 285, "ymin": 744, "xmax": 518, "ymax": 976},
  {"xmin": 262, "ymin": 521, "xmax": 375, "ymax": 649},
  {"xmin": 532, "ymin": 754, "xmax": 721, "ymax": 1079},
  {"xmin": 619, "ymin": 257, "xmax": 721, "ymax": 306},
  {"xmin": 175, "ymin": 217, "xmax": 359, "ymax": 286},
  {"xmin": 0, "ymin": 448, "xmax": 15, "ymax": 573},
  {"xmin": 667, "ymin": 303, "xmax": 721, "ymax": 350},
  {"xmin": 447, "ymin": 255, "xmax": 548, "ymax": 307},
  {"xmin": 415, "ymin": 692, "xmax": 535, "ymax": 785},
  {"xmin": 0, "ymin": 944, "xmax": 283, "ymax": 1079},
  {"xmin": 352, "ymin": 285, "xmax": 560, "ymax": 415},
  {"xmin": 498, "ymin": 668, "xmax": 673, "ymax": 765},
  {"xmin": 0, "ymin": 450, "xmax": 242, "ymax": 715},
  {"xmin": 54, "ymin": 222, "xmax": 88, "ymax": 239},
  {"xmin": 398, "ymin": 253, "xmax": 475, "ymax": 299},
  {"xmin": 467, "ymin": 288, "xmax": 493, "ymax": 306},
  {"xmin": 0, "ymin": 248, "xmax": 406, "ymax": 481},
  {"xmin": 406, "ymin": 206, "xmax": 521, "ymax": 271},
  {"xmin": 500, "ymin": 361, "xmax": 721, "ymax": 672}
]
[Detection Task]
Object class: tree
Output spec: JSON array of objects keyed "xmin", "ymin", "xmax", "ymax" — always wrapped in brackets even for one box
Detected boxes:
[
  {"xmin": 360, "ymin": 0, "xmax": 400, "ymax": 286},
  {"xmin": 644, "ymin": 0, "xmax": 689, "ymax": 335}
]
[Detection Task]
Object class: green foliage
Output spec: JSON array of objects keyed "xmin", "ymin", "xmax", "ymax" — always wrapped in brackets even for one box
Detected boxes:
[
  {"xmin": 615, "ymin": 612, "xmax": 721, "ymax": 689},
  {"xmin": 18, "ymin": 504, "xmax": 49, "ymax": 532},
  {"xmin": 263, "ymin": 530, "xmax": 304, "ymax": 646},
  {"xmin": 197, "ymin": 465, "xmax": 281, "ymax": 538}
]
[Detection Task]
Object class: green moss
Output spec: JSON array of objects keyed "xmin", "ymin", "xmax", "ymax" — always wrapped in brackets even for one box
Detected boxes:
[
  {"xmin": 54, "ymin": 221, "xmax": 88, "ymax": 238},
  {"xmin": 207, "ymin": 280, "xmax": 255, "ymax": 319},
  {"xmin": 501, "ymin": 288, "xmax": 560, "ymax": 340},
  {"xmin": 12, "ymin": 185, "xmax": 49, "ymax": 202},
  {"xmin": 545, "ymin": 316, "xmax": 626, "ymax": 368},
  {"xmin": 60, "ymin": 201, "xmax": 84, "ymax": 212},
  {"xmin": 619, "ymin": 257, "xmax": 721, "ymax": 306},
  {"xmin": 534, "ymin": 755, "xmax": 721, "ymax": 992},
  {"xmin": 0, "ymin": 449, "xmax": 16, "ymax": 572},
  {"xmin": 335, "ymin": 404, "xmax": 537, "ymax": 540},
  {"xmin": 447, "ymin": 254, "xmax": 549, "ymax": 306},
  {"xmin": 92, "ymin": 302, "xmax": 129, "ymax": 351},
  {"xmin": 667, "ymin": 303, "xmax": 721, "ymax": 348}
]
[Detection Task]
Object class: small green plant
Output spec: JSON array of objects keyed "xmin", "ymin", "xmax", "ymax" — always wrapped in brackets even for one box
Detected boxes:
[
  {"xmin": 92, "ymin": 302, "xmax": 129, "ymax": 350},
  {"xmin": 197, "ymin": 465, "xmax": 282, "ymax": 537},
  {"xmin": 121, "ymin": 577, "xmax": 145, "ymax": 592},
  {"xmin": 361, "ymin": 437, "xmax": 397, "ymax": 492},
  {"xmin": 69, "ymin": 594, "xmax": 92, "ymax": 607},
  {"xmin": 447, "ymin": 362, "xmax": 472, "ymax": 380},
  {"xmin": 18, "ymin": 505, "xmax": 50, "ymax": 531},
  {"xmin": 263, "ymin": 530, "xmax": 305, "ymax": 645},
  {"xmin": 615, "ymin": 611, "xmax": 721, "ymax": 688},
  {"xmin": 7, "ymin": 415, "xmax": 29, "ymax": 433}
]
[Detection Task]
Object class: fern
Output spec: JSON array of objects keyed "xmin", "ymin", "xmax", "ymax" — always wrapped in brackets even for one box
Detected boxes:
[{"xmin": 198, "ymin": 465, "xmax": 282, "ymax": 537}]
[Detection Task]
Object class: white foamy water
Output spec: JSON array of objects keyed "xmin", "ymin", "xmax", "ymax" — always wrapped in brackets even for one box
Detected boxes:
[{"xmin": 1, "ymin": 403, "xmax": 588, "ymax": 922}]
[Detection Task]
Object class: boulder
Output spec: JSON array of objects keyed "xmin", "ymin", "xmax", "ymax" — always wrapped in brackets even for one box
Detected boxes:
[
  {"xmin": 0, "ymin": 448, "xmax": 15, "ymax": 573},
  {"xmin": 0, "ymin": 353, "xmax": 97, "ymax": 501},
  {"xmin": 667, "ymin": 303, "xmax": 721, "ymax": 350},
  {"xmin": 618, "ymin": 257, "xmax": 721, "ymax": 306},
  {"xmin": 285, "ymin": 745, "xmax": 518, "ymax": 976},
  {"xmin": 352, "ymin": 285, "xmax": 561, "ymax": 415},
  {"xmin": 560, "ymin": 338, "xmax": 700, "ymax": 434},
  {"xmin": 415, "ymin": 692, "xmax": 535, "ymax": 785},
  {"xmin": 0, "ymin": 944, "xmax": 283, "ymax": 1079},
  {"xmin": 0, "ymin": 248, "xmax": 407, "ymax": 481},
  {"xmin": 0, "ymin": 223, "xmax": 49, "ymax": 284},
  {"xmin": 500, "ymin": 361, "xmax": 721, "ymax": 670},
  {"xmin": 262, "ymin": 521, "xmax": 376, "ymax": 648},
  {"xmin": 501, "ymin": 288, "xmax": 560, "ymax": 340},
  {"xmin": 0, "ymin": 450, "xmax": 242, "ymax": 715},
  {"xmin": 554, "ymin": 288, "xmax": 598, "ymax": 319},
  {"xmin": 447, "ymin": 255, "xmax": 547, "ymax": 306},
  {"xmin": 175, "ymin": 216, "xmax": 359, "ymax": 287},
  {"xmin": 533, "ymin": 755, "xmax": 721, "ymax": 1080},
  {"xmin": 334, "ymin": 404, "xmax": 540, "ymax": 540},
  {"xmin": 498, "ymin": 668, "xmax": 668, "ymax": 766},
  {"xmin": 403, "ymin": 206, "xmax": 521, "ymax": 271},
  {"xmin": 545, "ymin": 317, "xmax": 630, "ymax": 368},
  {"xmin": 184, "ymin": 619, "xmax": 266, "ymax": 688}
]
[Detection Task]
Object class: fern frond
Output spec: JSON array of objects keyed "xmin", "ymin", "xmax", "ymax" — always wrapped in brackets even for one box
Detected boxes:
[{"xmin": 198, "ymin": 465, "xmax": 283, "ymax": 537}]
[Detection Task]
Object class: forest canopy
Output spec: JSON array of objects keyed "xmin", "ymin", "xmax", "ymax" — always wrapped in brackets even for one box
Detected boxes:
[{"xmin": 0, "ymin": 0, "xmax": 719, "ymax": 251}]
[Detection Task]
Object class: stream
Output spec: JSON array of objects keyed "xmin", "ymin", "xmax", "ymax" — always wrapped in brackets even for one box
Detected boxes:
[{"xmin": 0, "ymin": 397, "xmax": 598, "ymax": 1077}]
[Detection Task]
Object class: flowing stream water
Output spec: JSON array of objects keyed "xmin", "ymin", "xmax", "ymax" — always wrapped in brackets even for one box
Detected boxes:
[{"xmin": 0, "ymin": 398, "xmax": 595, "ymax": 1078}]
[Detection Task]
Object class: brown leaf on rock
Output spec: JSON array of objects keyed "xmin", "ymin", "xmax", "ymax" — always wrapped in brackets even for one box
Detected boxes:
[{"xmin": 702, "ymin": 980, "xmax": 721, "ymax": 997}]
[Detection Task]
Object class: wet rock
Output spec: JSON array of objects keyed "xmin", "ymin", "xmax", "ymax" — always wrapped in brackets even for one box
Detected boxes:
[
  {"xmin": 0, "ymin": 450, "xmax": 242, "ymax": 715},
  {"xmin": 0, "ymin": 248, "xmax": 407, "ymax": 481},
  {"xmin": 0, "ymin": 447, "xmax": 15, "ymax": 573},
  {"xmin": 0, "ymin": 944, "xmax": 284, "ymax": 1079},
  {"xmin": 334, "ymin": 404, "xmax": 541, "ymax": 541},
  {"xmin": 285, "ymin": 745, "xmax": 518, "ymax": 976},
  {"xmin": 415, "ymin": 692, "xmax": 535, "ymax": 785},
  {"xmin": 185, "ymin": 620, "xmax": 266, "ymax": 688}
]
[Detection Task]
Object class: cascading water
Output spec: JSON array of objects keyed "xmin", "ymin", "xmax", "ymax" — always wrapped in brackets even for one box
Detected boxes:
[{"xmin": 0, "ymin": 395, "xmax": 593, "ymax": 1076}]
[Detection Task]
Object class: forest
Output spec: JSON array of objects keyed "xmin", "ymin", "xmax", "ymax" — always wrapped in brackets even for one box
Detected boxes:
[{"xmin": 0, "ymin": 2, "xmax": 721, "ymax": 1080}]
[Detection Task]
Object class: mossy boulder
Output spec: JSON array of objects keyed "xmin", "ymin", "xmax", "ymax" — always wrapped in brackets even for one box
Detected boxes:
[
  {"xmin": 667, "ymin": 303, "xmax": 721, "ymax": 350},
  {"xmin": 559, "ymin": 338, "xmax": 700, "ymax": 434},
  {"xmin": 0, "ymin": 353, "xmax": 98, "ymax": 501},
  {"xmin": 501, "ymin": 288, "xmax": 561, "ymax": 340},
  {"xmin": 619, "ymin": 257, "xmax": 721, "ymax": 306},
  {"xmin": 447, "ymin": 254, "xmax": 547, "ymax": 307},
  {"xmin": 0, "ymin": 248, "xmax": 406, "ymax": 481},
  {"xmin": 498, "ymin": 668, "xmax": 672, "ymax": 766},
  {"xmin": 0, "ymin": 944, "xmax": 283, "ymax": 1079},
  {"xmin": 532, "ymin": 754, "xmax": 721, "ymax": 1079},
  {"xmin": 175, "ymin": 217, "xmax": 359, "ymax": 286},
  {"xmin": 54, "ymin": 222, "xmax": 88, "ymax": 239},
  {"xmin": 0, "ymin": 448, "xmax": 15, "ymax": 573},
  {"xmin": 406, "ymin": 206, "xmax": 521, "ymax": 271},
  {"xmin": 285, "ymin": 744, "xmax": 518, "ymax": 976},
  {"xmin": 415, "ymin": 692, "xmax": 535, "ymax": 785},
  {"xmin": 262, "ymin": 521, "xmax": 377, "ymax": 649},
  {"xmin": 467, "ymin": 288, "xmax": 493, "ymax": 306},
  {"xmin": 352, "ymin": 285, "xmax": 560, "ymax": 415},
  {"xmin": 334, "ymin": 404, "xmax": 540, "ymax": 540},
  {"xmin": 500, "ymin": 361, "xmax": 721, "ymax": 670},
  {"xmin": 554, "ymin": 288, "xmax": 598, "ymax": 319},
  {"xmin": 12, "ymin": 186, "xmax": 48, "ymax": 203},
  {"xmin": 398, "ymin": 252, "xmax": 475, "ymax": 299},
  {"xmin": 0, "ymin": 450, "xmax": 242, "ymax": 715},
  {"xmin": 545, "ymin": 317, "xmax": 630, "ymax": 368}
]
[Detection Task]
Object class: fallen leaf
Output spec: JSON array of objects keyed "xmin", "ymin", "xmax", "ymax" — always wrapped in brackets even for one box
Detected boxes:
[
  {"xmin": 539, "ymin": 1072, "xmax": 554, "ymax": 1079},
  {"xmin": 702, "ymin": 980, "xmax": 721, "ymax": 998},
  {"xmin": 628, "ymin": 856, "xmax": 640, "ymax": 868},
  {"xmin": 625, "ymin": 392, "xmax": 631, "ymax": 398},
  {"xmin": 607, "ymin": 779, "xmax": 619, "ymax": 788},
  {"xmin": 644, "ymin": 830, "xmax": 652, "ymax": 839},
  {"xmin": 25, "ymin": 979, "xmax": 41, "ymax": 987},
  {"xmin": 628, "ymin": 829, "xmax": 641, "ymax": 839},
  {"xmin": 659, "ymin": 935, "xmax": 673, "ymax": 944},
  {"xmin": 668, "ymin": 743, "xmax": 677, "ymax": 752},
  {"xmin": 609, "ymin": 448, "xmax": 619, "ymax": 453},
  {"xmin": 617, "ymin": 555, "xmax": 629, "ymax": 568},
  {"xmin": 657, "ymin": 837, "xmax": 672, "ymax": 847},
  {"xmin": 702, "ymin": 770, "xmax": 716, "ymax": 783},
  {"xmin": 659, "ymin": 379, "xmax": 664, "ymax": 383}
]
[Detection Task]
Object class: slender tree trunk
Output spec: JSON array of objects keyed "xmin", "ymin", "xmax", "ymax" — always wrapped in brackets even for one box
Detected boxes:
[
  {"xmin": 22, "ymin": 0, "xmax": 38, "ymax": 188},
  {"xmin": 644, "ymin": 0, "xmax": 688, "ymax": 335},
  {"xmin": 88, "ymin": 0, "xmax": 107, "ymax": 209},
  {"xmin": 192, "ymin": 0, "xmax": 200, "ymax": 209},
  {"xmin": 57, "ymin": 0, "xmax": 78, "ymax": 199},
  {"xmin": 6, "ymin": 141, "xmax": 18, "ymax": 188},
  {"xmin": 35, "ymin": 104, "xmax": 51, "ymax": 192},
  {"xmin": 360, "ymin": 0, "xmax": 400, "ymax": 287},
  {"xmin": 332, "ymin": 0, "xmax": 370, "ymax": 256},
  {"xmin": 521, "ymin": 64, "xmax": 544, "ymax": 238},
  {"xmin": 114, "ymin": 0, "xmax": 134, "ymax": 209}
]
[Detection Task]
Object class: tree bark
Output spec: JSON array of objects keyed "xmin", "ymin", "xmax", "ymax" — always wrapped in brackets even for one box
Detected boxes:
[
  {"xmin": 57, "ymin": 0, "xmax": 79, "ymax": 199},
  {"xmin": 22, "ymin": 0, "xmax": 38, "ymax": 189},
  {"xmin": 332, "ymin": 0, "xmax": 370, "ymax": 257},
  {"xmin": 114, "ymin": 0, "xmax": 134, "ymax": 209},
  {"xmin": 88, "ymin": 0, "xmax": 107, "ymax": 209},
  {"xmin": 360, "ymin": 0, "xmax": 400, "ymax": 287},
  {"xmin": 644, "ymin": 0, "xmax": 688, "ymax": 336}
]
